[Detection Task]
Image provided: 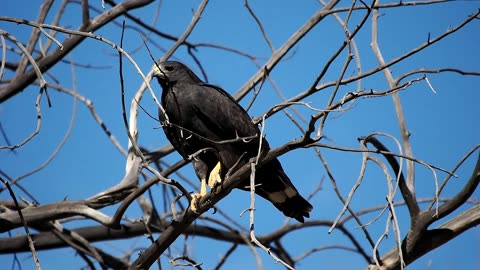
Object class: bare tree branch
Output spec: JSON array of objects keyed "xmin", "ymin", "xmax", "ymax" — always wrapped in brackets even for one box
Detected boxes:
[
  {"xmin": 0, "ymin": 0, "xmax": 155, "ymax": 102},
  {"xmin": 1, "ymin": 1, "xmax": 478, "ymax": 269}
]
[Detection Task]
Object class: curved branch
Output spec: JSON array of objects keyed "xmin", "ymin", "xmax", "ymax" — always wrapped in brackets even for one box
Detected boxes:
[
  {"xmin": 0, "ymin": 0, "xmax": 155, "ymax": 102},
  {"xmin": 369, "ymin": 203, "xmax": 480, "ymax": 270},
  {"xmin": 367, "ymin": 151, "xmax": 480, "ymax": 270},
  {"xmin": 232, "ymin": 0, "xmax": 341, "ymax": 101}
]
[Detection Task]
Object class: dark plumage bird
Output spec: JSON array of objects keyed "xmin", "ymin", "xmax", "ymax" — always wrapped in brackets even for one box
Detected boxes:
[{"xmin": 153, "ymin": 61, "xmax": 312, "ymax": 222}]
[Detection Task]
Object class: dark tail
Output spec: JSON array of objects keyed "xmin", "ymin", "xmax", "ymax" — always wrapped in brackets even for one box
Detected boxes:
[{"xmin": 253, "ymin": 158, "xmax": 313, "ymax": 223}]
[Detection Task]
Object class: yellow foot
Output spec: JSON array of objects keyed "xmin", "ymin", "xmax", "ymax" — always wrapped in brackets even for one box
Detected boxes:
[
  {"xmin": 190, "ymin": 193, "xmax": 202, "ymax": 213},
  {"xmin": 190, "ymin": 178, "xmax": 207, "ymax": 213},
  {"xmin": 208, "ymin": 161, "xmax": 223, "ymax": 189}
]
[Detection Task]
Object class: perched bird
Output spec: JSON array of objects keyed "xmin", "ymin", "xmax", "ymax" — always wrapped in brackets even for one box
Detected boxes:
[{"xmin": 153, "ymin": 61, "xmax": 312, "ymax": 222}]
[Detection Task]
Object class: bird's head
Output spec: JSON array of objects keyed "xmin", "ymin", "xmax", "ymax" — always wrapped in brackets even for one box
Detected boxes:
[{"xmin": 152, "ymin": 61, "xmax": 202, "ymax": 88}]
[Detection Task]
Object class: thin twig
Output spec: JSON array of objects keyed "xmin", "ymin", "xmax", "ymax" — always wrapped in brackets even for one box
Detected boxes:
[
  {"xmin": 244, "ymin": 0, "xmax": 275, "ymax": 52},
  {"xmin": 1, "ymin": 177, "xmax": 42, "ymax": 270},
  {"xmin": 7, "ymin": 54, "xmax": 78, "ymax": 183}
]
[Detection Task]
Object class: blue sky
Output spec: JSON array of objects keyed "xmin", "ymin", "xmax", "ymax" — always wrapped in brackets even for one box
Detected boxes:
[{"xmin": 1, "ymin": 1, "xmax": 479, "ymax": 269}]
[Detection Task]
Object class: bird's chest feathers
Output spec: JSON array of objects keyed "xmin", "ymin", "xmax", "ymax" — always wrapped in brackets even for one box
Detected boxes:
[
  {"xmin": 163, "ymin": 86, "xmax": 199, "ymax": 121},
  {"xmin": 163, "ymin": 85, "xmax": 203, "ymax": 143}
]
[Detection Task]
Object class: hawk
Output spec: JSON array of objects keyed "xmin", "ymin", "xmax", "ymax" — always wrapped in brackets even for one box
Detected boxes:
[{"xmin": 153, "ymin": 61, "xmax": 312, "ymax": 222}]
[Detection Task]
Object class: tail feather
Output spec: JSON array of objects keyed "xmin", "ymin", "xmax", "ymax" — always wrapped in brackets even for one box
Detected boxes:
[
  {"xmin": 276, "ymin": 195, "xmax": 312, "ymax": 223},
  {"xmin": 253, "ymin": 158, "xmax": 313, "ymax": 223}
]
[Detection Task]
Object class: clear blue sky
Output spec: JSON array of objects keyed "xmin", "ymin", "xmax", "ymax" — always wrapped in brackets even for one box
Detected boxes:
[{"xmin": 1, "ymin": 1, "xmax": 479, "ymax": 269}]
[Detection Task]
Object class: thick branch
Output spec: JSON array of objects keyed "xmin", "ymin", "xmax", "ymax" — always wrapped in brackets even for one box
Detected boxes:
[
  {"xmin": 366, "ymin": 152, "xmax": 480, "ymax": 270},
  {"xmin": 368, "ymin": 203, "xmax": 480, "ymax": 270},
  {"xmin": 0, "ymin": 0, "xmax": 154, "ymax": 102},
  {"xmin": 232, "ymin": 0, "xmax": 340, "ymax": 101}
]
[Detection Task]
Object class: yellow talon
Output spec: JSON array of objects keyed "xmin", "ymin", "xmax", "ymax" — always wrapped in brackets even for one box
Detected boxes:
[
  {"xmin": 191, "ymin": 162, "xmax": 222, "ymax": 213},
  {"xmin": 190, "ymin": 178, "xmax": 207, "ymax": 213},
  {"xmin": 208, "ymin": 161, "xmax": 223, "ymax": 188},
  {"xmin": 190, "ymin": 193, "xmax": 201, "ymax": 213}
]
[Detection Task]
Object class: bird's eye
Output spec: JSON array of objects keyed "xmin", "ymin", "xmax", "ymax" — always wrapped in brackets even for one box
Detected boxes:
[{"xmin": 165, "ymin": 66, "xmax": 174, "ymax": 72}]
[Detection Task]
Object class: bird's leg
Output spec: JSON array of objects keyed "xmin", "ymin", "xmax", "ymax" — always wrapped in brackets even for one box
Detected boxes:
[
  {"xmin": 200, "ymin": 177, "xmax": 207, "ymax": 196},
  {"xmin": 208, "ymin": 161, "xmax": 223, "ymax": 189},
  {"xmin": 190, "ymin": 159, "xmax": 222, "ymax": 213},
  {"xmin": 190, "ymin": 178, "xmax": 207, "ymax": 213}
]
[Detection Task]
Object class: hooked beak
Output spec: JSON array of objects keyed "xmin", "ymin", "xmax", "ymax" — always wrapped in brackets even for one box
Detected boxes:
[{"xmin": 152, "ymin": 63, "xmax": 165, "ymax": 79}]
